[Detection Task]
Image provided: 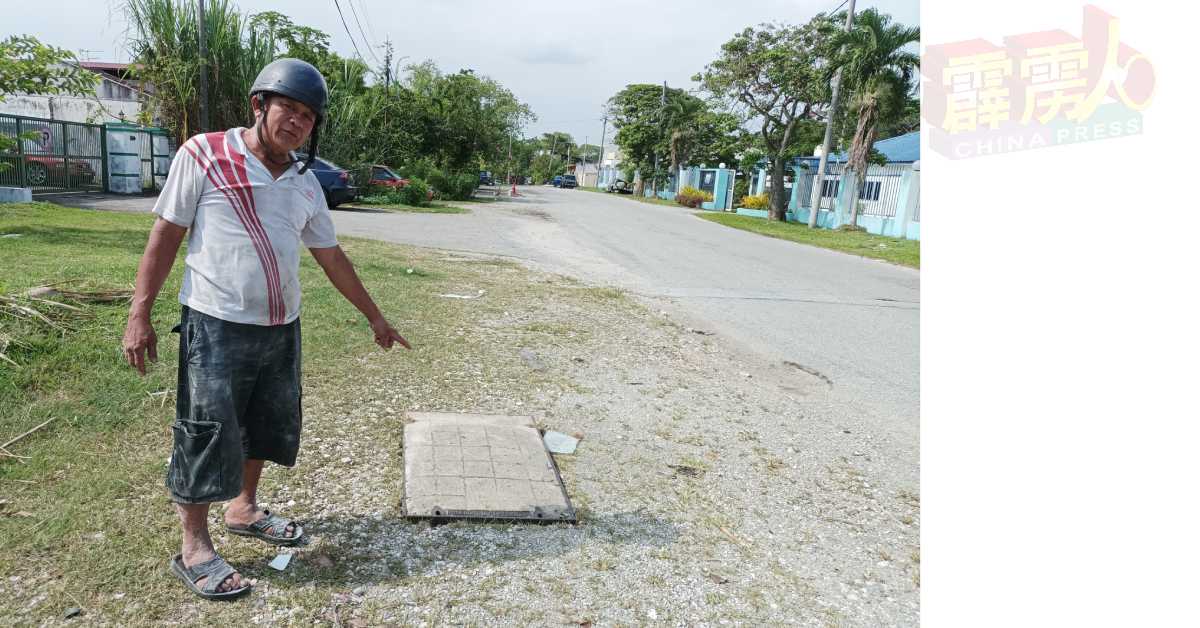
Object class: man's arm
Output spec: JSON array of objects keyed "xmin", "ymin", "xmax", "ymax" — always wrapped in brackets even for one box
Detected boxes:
[
  {"xmin": 122, "ymin": 217, "xmax": 189, "ymax": 375},
  {"xmin": 308, "ymin": 245, "xmax": 412, "ymax": 350}
]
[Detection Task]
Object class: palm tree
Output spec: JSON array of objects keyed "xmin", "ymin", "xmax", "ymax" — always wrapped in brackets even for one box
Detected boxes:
[
  {"xmin": 663, "ymin": 93, "xmax": 705, "ymax": 175},
  {"xmin": 832, "ymin": 9, "xmax": 919, "ymax": 227}
]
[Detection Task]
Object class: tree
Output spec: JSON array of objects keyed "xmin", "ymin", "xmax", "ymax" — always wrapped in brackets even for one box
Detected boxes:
[
  {"xmin": 607, "ymin": 83, "xmax": 672, "ymax": 195},
  {"xmin": 0, "ymin": 35, "xmax": 97, "ymax": 96},
  {"xmin": 126, "ymin": 0, "xmax": 276, "ymax": 142},
  {"xmin": 0, "ymin": 35, "xmax": 97, "ymax": 172},
  {"xmin": 831, "ymin": 9, "xmax": 919, "ymax": 227},
  {"xmin": 695, "ymin": 19, "xmax": 838, "ymax": 220}
]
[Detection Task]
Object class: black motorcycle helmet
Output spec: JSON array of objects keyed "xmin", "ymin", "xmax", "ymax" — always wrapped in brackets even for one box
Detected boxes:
[{"xmin": 249, "ymin": 58, "xmax": 328, "ymax": 174}]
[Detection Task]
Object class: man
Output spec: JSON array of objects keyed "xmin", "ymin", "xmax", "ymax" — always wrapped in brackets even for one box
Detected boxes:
[{"xmin": 121, "ymin": 58, "xmax": 410, "ymax": 600}]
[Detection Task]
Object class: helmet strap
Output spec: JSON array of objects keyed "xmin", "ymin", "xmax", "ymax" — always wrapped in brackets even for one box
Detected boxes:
[{"xmin": 298, "ymin": 124, "xmax": 319, "ymax": 174}]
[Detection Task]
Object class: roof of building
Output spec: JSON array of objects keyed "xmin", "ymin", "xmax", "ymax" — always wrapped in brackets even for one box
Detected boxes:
[{"xmin": 825, "ymin": 130, "xmax": 920, "ymax": 163}]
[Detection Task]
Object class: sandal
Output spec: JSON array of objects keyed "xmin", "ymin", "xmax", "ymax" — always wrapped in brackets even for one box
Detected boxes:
[
  {"xmin": 169, "ymin": 553, "xmax": 250, "ymax": 600},
  {"xmin": 227, "ymin": 509, "xmax": 304, "ymax": 546}
]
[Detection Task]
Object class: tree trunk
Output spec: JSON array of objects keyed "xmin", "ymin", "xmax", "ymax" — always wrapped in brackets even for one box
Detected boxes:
[
  {"xmin": 846, "ymin": 101, "xmax": 879, "ymax": 228},
  {"xmin": 768, "ymin": 158, "xmax": 788, "ymax": 221}
]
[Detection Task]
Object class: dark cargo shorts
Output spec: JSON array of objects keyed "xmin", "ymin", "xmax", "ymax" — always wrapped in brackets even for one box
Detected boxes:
[{"xmin": 166, "ymin": 306, "xmax": 303, "ymax": 504}]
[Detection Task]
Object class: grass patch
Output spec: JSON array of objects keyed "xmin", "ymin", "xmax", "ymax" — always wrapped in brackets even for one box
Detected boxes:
[{"xmin": 695, "ymin": 212, "xmax": 920, "ymax": 268}]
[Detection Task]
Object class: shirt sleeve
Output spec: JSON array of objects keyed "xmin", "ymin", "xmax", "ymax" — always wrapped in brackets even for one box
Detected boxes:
[
  {"xmin": 152, "ymin": 136, "xmax": 206, "ymax": 228},
  {"xmin": 301, "ymin": 175, "xmax": 339, "ymax": 248}
]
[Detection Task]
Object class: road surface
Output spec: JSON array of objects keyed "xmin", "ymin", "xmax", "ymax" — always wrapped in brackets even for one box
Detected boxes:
[{"xmin": 331, "ymin": 186, "xmax": 919, "ymax": 455}]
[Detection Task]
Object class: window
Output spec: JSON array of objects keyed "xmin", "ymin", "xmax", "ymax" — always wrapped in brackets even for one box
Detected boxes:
[
  {"xmin": 859, "ymin": 180, "xmax": 881, "ymax": 201},
  {"xmin": 821, "ymin": 179, "xmax": 840, "ymax": 198}
]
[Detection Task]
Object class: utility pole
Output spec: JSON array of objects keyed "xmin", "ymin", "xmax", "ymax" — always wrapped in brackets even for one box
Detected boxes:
[
  {"xmin": 808, "ymin": 0, "xmax": 856, "ymax": 227},
  {"xmin": 597, "ymin": 115, "xmax": 607, "ymax": 188},
  {"xmin": 581, "ymin": 135, "xmax": 588, "ymax": 185},
  {"xmin": 198, "ymin": 0, "xmax": 209, "ymax": 133},
  {"xmin": 651, "ymin": 80, "xmax": 666, "ymax": 195},
  {"xmin": 382, "ymin": 39, "xmax": 393, "ymax": 94}
]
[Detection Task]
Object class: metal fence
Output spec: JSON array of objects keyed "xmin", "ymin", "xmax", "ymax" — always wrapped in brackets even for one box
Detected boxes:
[
  {"xmin": 793, "ymin": 162, "xmax": 909, "ymax": 217},
  {"xmin": 0, "ymin": 114, "xmax": 106, "ymax": 192}
]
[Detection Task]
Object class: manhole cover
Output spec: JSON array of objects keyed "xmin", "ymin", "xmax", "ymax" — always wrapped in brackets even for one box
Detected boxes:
[{"xmin": 402, "ymin": 412, "xmax": 576, "ymax": 522}]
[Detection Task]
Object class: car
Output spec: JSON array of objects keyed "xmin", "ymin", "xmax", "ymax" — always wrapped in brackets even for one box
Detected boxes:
[
  {"xmin": 367, "ymin": 164, "xmax": 410, "ymax": 189},
  {"xmin": 296, "ymin": 154, "xmax": 356, "ymax": 207},
  {"xmin": 0, "ymin": 154, "xmax": 97, "ymax": 188},
  {"xmin": 606, "ymin": 178, "xmax": 633, "ymax": 194},
  {"xmin": 479, "ymin": 171, "xmax": 493, "ymax": 186},
  {"xmin": 560, "ymin": 174, "xmax": 577, "ymax": 189},
  {"xmin": 551, "ymin": 175, "xmax": 563, "ymax": 187}
]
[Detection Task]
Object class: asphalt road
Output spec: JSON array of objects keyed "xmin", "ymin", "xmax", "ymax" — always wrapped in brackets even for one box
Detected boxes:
[{"xmin": 331, "ymin": 186, "xmax": 919, "ymax": 451}]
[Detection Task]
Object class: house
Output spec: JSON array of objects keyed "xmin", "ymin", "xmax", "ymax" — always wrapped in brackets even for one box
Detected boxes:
[
  {"xmin": 0, "ymin": 61, "xmax": 150, "ymax": 124},
  {"xmin": 596, "ymin": 145, "xmax": 623, "ymax": 188},
  {"xmin": 573, "ymin": 162, "xmax": 599, "ymax": 187}
]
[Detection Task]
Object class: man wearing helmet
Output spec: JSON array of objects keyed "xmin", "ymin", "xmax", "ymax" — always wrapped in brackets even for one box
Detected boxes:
[{"xmin": 121, "ymin": 59, "xmax": 410, "ymax": 600}]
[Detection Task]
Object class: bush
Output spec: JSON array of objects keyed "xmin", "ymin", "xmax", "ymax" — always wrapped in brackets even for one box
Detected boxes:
[
  {"xmin": 430, "ymin": 171, "xmax": 477, "ymax": 201},
  {"xmin": 398, "ymin": 178, "xmax": 431, "ymax": 206},
  {"xmin": 674, "ymin": 185, "xmax": 714, "ymax": 208},
  {"xmin": 359, "ymin": 184, "xmax": 405, "ymax": 205},
  {"xmin": 741, "ymin": 194, "xmax": 769, "ymax": 209}
]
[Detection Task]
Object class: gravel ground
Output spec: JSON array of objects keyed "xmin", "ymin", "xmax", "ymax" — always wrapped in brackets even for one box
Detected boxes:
[{"xmin": 222, "ymin": 255, "xmax": 920, "ymax": 627}]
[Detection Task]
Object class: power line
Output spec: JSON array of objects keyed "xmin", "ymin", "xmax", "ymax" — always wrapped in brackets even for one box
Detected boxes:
[
  {"xmin": 828, "ymin": 0, "xmax": 849, "ymax": 14},
  {"xmin": 330, "ymin": 0, "xmax": 366, "ymax": 62},
  {"xmin": 346, "ymin": 0, "xmax": 380, "ymax": 64},
  {"xmin": 356, "ymin": 0, "xmax": 379, "ymax": 46}
]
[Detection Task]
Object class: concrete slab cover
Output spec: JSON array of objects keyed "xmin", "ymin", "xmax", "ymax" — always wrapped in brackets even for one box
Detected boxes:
[{"xmin": 403, "ymin": 412, "xmax": 576, "ymax": 522}]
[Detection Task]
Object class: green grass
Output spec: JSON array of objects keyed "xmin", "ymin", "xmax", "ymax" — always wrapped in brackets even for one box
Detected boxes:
[{"xmin": 696, "ymin": 212, "xmax": 920, "ymax": 268}]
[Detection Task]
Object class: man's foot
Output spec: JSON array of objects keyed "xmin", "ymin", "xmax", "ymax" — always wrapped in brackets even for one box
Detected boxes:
[
  {"xmin": 225, "ymin": 503, "xmax": 303, "ymax": 545},
  {"xmin": 173, "ymin": 549, "xmax": 247, "ymax": 597}
]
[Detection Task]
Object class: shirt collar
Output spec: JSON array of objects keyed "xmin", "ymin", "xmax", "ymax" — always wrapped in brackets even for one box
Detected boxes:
[{"xmin": 229, "ymin": 127, "xmax": 302, "ymax": 179}]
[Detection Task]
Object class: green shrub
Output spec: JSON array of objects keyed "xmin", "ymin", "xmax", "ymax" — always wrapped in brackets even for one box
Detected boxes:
[
  {"xmin": 398, "ymin": 178, "xmax": 431, "ymax": 206},
  {"xmin": 430, "ymin": 172, "xmax": 477, "ymax": 201},
  {"xmin": 742, "ymin": 193, "xmax": 769, "ymax": 209},
  {"xmin": 674, "ymin": 185, "xmax": 714, "ymax": 208}
]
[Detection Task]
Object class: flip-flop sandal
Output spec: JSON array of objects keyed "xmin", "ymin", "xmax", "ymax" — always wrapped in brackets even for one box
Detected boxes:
[
  {"xmin": 227, "ymin": 509, "xmax": 304, "ymax": 546},
  {"xmin": 169, "ymin": 553, "xmax": 250, "ymax": 601}
]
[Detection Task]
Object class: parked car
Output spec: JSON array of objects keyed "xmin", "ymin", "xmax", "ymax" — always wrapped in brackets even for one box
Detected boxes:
[
  {"xmin": 297, "ymin": 154, "xmax": 356, "ymax": 207},
  {"xmin": 0, "ymin": 154, "xmax": 97, "ymax": 188},
  {"xmin": 606, "ymin": 178, "xmax": 633, "ymax": 194},
  {"xmin": 561, "ymin": 174, "xmax": 578, "ymax": 189},
  {"xmin": 367, "ymin": 164, "xmax": 410, "ymax": 189},
  {"xmin": 551, "ymin": 175, "xmax": 563, "ymax": 187},
  {"xmin": 479, "ymin": 170, "xmax": 493, "ymax": 185}
]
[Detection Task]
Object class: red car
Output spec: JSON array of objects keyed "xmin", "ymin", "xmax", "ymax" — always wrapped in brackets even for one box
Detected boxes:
[
  {"xmin": 22, "ymin": 155, "xmax": 97, "ymax": 187},
  {"xmin": 368, "ymin": 165, "xmax": 410, "ymax": 188},
  {"xmin": 369, "ymin": 164, "xmax": 434, "ymax": 201},
  {"xmin": 0, "ymin": 154, "xmax": 96, "ymax": 187}
]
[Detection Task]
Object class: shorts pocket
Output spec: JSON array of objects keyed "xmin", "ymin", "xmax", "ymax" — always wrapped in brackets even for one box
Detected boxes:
[{"xmin": 168, "ymin": 419, "xmax": 225, "ymax": 502}]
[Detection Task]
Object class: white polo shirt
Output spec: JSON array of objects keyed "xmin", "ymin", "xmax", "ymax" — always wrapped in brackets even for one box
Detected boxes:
[{"xmin": 153, "ymin": 128, "xmax": 338, "ymax": 326}]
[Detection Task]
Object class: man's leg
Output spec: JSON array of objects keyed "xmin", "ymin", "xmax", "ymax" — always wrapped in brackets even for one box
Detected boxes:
[
  {"xmin": 178, "ymin": 502, "xmax": 244, "ymax": 593},
  {"xmin": 224, "ymin": 459, "xmax": 298, "ymax": 539}
]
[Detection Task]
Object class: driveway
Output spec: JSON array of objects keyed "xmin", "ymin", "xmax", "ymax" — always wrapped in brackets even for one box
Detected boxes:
[{"xmin": 332, "ymin": 187, "xmax": 919, "ymax": 459}]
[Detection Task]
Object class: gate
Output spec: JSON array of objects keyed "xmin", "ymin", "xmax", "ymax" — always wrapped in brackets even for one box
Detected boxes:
[
  {"xmin": 0, "ymin": 114, "xmax": 106, "ymax": 193},
  {"xmin": 105, "ymin": 123, "xmax": 173, "ymax": 194}
]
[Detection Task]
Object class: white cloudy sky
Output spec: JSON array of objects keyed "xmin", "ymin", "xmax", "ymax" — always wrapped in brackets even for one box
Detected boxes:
[{"xmin": 7, "ymin": 0, "xmax": 919, "ymax": 143}]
